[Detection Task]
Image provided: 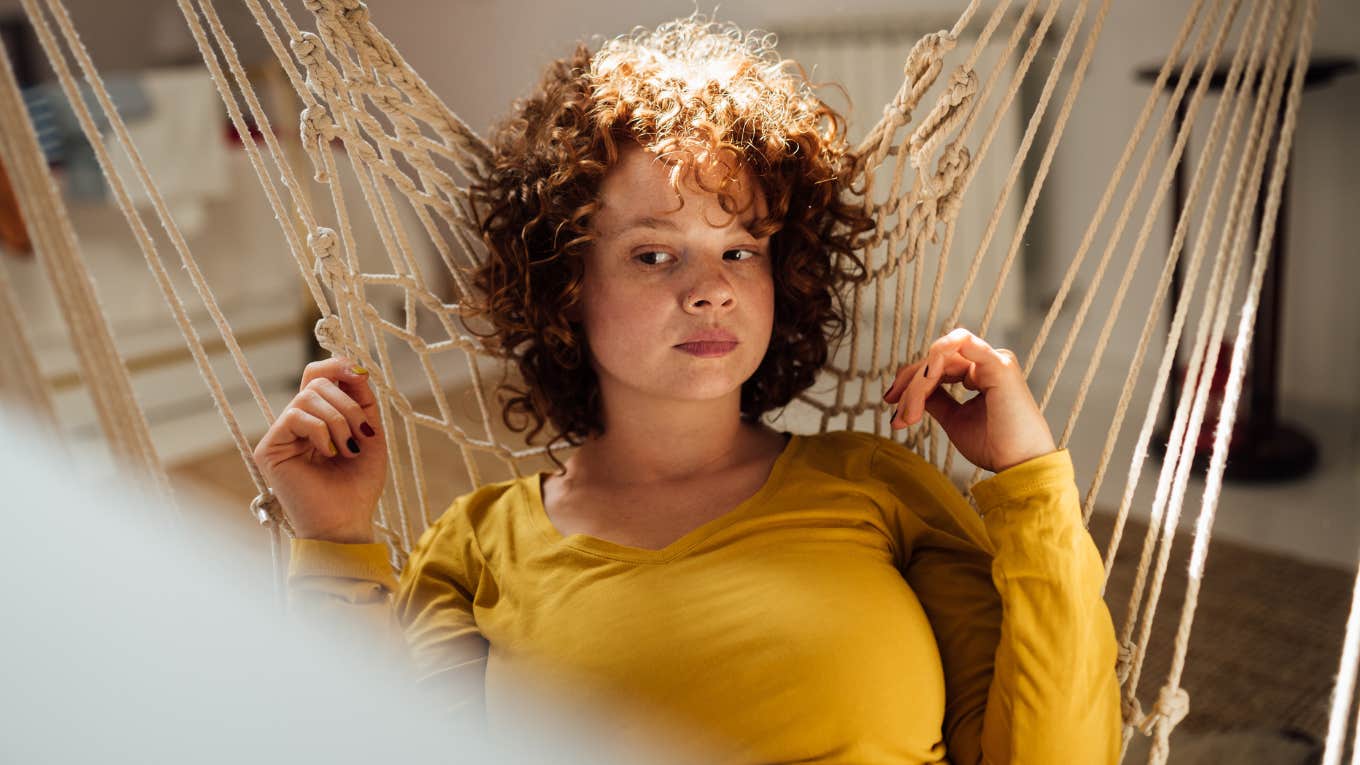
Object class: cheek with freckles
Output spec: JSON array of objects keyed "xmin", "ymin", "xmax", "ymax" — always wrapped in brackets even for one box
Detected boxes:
[{"xmin": 580, "ymin": 281, "xmax": 669, "ymax": 372}]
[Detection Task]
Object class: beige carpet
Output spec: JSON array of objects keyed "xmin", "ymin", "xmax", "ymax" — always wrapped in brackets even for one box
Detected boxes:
[
  {"xmin": 171, "ymin": 435, "xmax": 1352, "ymax": 762},
  {"xmin": 1122, "ymin": 726, "xmax": 1320, "ymax": 763},
  {"xmin": 1090, "ymin": 509, "xmax": 1347, "ymax": 761}
]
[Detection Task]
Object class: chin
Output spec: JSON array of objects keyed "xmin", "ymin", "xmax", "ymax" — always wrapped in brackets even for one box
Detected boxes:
[
  {"xmin": 601, "ymin": 346, "xmax": 767, "ymax": 404},
  {"xmin": 666, "ymin": 365, "xmax": 759, "ymax": 403}
]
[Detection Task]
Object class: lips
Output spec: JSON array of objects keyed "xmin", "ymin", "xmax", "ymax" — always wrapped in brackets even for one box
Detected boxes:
[
  {"xmin": 675, "ymin": 341, "xmax": 739, "ymax": 357},
  {"xmin": 674, "ymin": 329, "xmax": 739, "ymax": 358},
  {"xmin": 676, "ymin": 329, "xmax": 738, "ymax": 345}
]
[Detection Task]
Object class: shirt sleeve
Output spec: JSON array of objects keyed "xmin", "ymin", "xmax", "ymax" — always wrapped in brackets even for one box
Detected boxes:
[
  {"xmin": 287, "ymin": 502, "xmax": 490, "ymax": 719},
  {"xmin": 873, "ymin": 440, "xmax": 1121, "ymax": 764}
]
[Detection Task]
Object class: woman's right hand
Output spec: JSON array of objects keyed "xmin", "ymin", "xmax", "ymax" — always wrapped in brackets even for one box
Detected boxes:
[{"xmin": 253, "ymin": 356, "xmax": 389, "ymax": 543}]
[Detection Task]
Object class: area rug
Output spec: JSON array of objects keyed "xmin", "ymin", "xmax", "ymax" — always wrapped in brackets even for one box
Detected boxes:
[{"xmin": 1091, "ymin": 509, "xmax": 1350, "ymax": 761}]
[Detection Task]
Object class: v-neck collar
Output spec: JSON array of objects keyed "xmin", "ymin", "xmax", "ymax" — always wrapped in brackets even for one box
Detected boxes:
[{"xmin": 523, "ymin": 433, "xmax": 802, "ymax": 564}]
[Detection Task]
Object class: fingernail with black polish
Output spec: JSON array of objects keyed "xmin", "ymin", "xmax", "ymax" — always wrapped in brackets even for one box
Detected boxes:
[
  {"xmin": 347, "ymin": 437, "xmax": 361, "ymax": 454},
  {"xmin": 360, "ymin": 422, "xmax": 375, "ymax": 437}
]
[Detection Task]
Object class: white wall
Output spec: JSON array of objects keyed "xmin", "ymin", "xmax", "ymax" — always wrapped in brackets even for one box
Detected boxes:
[{"xmin": 0, "ymin": 0, "xmax": 274, "ymax": 71}]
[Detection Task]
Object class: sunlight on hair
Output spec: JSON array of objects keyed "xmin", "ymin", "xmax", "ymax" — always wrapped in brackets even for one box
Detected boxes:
[{"xmin": 590, "ymin": 13, "xmax": 835, "ymax": 155}]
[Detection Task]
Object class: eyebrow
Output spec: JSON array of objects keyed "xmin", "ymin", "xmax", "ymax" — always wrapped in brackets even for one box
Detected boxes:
[
  {"xmin": 616, "ymin": 215, "xmax": 679, "ymax": 233},
  {"xmin": 614, "ymin": 213, "xmax": 762, "ymax": 235}
]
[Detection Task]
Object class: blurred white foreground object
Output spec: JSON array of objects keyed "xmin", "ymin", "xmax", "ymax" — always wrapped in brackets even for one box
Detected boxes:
[{"xmin": 0, "ymin": 406, "xmax": 597, "ymax": 764}]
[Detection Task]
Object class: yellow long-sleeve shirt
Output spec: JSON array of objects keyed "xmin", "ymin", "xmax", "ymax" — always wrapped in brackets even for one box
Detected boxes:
[{"xmin": 289, "ymin": 430, "xmax": 1121, "ymax": 764}]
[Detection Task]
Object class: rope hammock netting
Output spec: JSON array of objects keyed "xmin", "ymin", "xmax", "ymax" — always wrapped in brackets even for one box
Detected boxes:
[{"xmin": 0, "ymin": 0, "xmax": 1348, "ymax": 762}]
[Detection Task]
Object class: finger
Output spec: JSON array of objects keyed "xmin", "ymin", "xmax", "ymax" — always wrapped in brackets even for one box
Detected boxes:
[
  {"xmin": 920, "ymin": 329, "xmax": 1016, "ymax": 389},
  {"xmin": 277, "ymin": 407, "xmax": 338, "ymax": 459},
  {"xmin": 937, "ymin": 358, "xmax": 980, "ymax": 391},
  {"xmin": 950, "ymin": 335, "xmax": 1022, "ymax": 391},
  {"xmin": 300, "ymin": 356, "xmax": 372, "ymax": 393},
  {"xmin": 918, "ymin": 327, "xmax": 979, "ymax": 368},
  {"xmin": 889, "ymin": 329, "xmax": 994, "ymax": 423},
  {"xmin": 888, "ymin": 352, "xmax": 937, "ymax": 428},
  {"xmin": 299, "ymin": 356, "xmax": 379, "ymax": 419},
  {"xmin": 887, "ymin": 327, "xmax": 979, "ymax": 402},
  {"xmin": 904, "ymin": 351, "xmax": 948, "ymax": 425},
  {"xmin": 883, "ymin": 357, "xmax": 927, "ymax": 404},
  {"xmin": 336, "ymin": 366, "xmax": 379, "ymax": 414},
  {"xmin": 297, "ymin": 386, "xmax": 360, "ymax": 458},
  {"xmin": 306, "ymin": 377, "xmax": 374, "ymax": 449},
  {"xmin": 922, "ymin": 386, "xmax": 961, "ymax": 426}
]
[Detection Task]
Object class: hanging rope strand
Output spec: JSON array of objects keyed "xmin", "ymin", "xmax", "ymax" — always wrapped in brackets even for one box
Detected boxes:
[
  {"xmin": 0, "ymin": 16, "xmax": 171, "ymax": 508},
  {"xmin": 1091, "ymin": 0, "xmax": 1280, "ymax": 579},
  {"xmin": 0, "ymin": 258, "xmax": 60, "ymax": 433},
  {"xmin": 1145, "ymin": 1, "xmax": 1315, "ymax": 760},
  {"xmin": 1323, "ymin": 547, "xmax": 1360, "ymax": 764},
  {"xmin": 1118, "ymin": 2, "xmax": 1298, "ymax": 750}
]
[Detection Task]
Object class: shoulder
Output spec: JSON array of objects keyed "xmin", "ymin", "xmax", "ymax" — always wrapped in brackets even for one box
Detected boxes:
[
  {"xmin": 790, "ymin": 429, "xmax": 878, "ymax": 473},
  {"xmin": 408, "ymin": 474, "xmax": 537, "ymax": 567},
  {"xmin": 794, "ymin": 430, "xmax": 974, "ymax": 522},
  {"xmin": 785, "ymin": 431, "xmax": 987, "ymax": 556},
  {"xmin": 784, "ymin": 429, "xmax": 943, "ymax": 507},
  {"xmin": 792, "ymin": 429, "xmax": 934, "ymax": 480}
]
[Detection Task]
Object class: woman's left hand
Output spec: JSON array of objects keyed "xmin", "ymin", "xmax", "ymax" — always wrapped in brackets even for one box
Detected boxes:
[{"xmin": 883, "ymin": 327, "xmax": 1057, "ymax": 473}]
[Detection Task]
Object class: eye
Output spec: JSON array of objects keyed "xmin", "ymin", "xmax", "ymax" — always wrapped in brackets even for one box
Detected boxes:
[
  {"xmin": 724, "ymin": 248, "xmax": 760, "ymax": 261},
  {"xmin": 636, "ymin": 251, "xmax": 675, "ymax": 266}
]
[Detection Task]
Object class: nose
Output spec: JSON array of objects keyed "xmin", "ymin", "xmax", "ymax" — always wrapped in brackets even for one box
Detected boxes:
[{"xmin": 683, "ymin": 265, "xmax": 736, "ymax": 313}]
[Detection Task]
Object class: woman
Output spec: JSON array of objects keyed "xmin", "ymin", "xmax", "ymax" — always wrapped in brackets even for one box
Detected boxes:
[{"xmin": 256, "ymin": 17, "xmax": 1121, "ymax": 764}]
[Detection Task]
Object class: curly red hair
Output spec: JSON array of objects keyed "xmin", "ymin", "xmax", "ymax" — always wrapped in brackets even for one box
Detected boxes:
[{"xmin": 466, "ymin": 16, "xmax": 871, "ymax": 461}]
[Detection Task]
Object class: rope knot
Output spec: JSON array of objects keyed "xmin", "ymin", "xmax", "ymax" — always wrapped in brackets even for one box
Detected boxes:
[
  {"xmin": 299, "ymin": 105, "xmax": 336, "ymax": 182},
  {"xmin": 341, "ymin": 3, "xmax": 370, "ymax": 26},
  {"xmin": 309, "ymin": 228, "xmax": 343, "ymax": 283},
  {"xmin": 932, "ymin": 144, "xmax": 970, "ymax": 222},
  {"xmin": 1121, "ymin": 693, "xmax": 1144, "ymax": 728},
  {"xmin": 902, "ymin": 31, "xmax": 955, "ymax": 87},
  {"xmin": 936, "ymin": 193, "xmax": 964, "ymax": 227},
  {"xmin": 250, "ymin": 489, "xmax": 281, "ymax": 526},
  {"xmin": 944, "ymin": 67, "xmax": 978, "ymax": 106},
  {"xmin": 909, "ymin": 66, "xmax": 978, "ymax": 170},
  {"xmin": 314, "ymin": 315, "xmax": 344, "ymax": 350},
  {"xmin": 307, "ymin": 226, "xmax": 339, "ymax": 259},
  {"xmin": 1116, "ymin": 639, "xmax": 1137, "ymax": 684},
  {"xmin": 883, "ymin": 31, "xmax": 956, "ymax": 128},
  {"xmin": 289, "ymin": 31, "xmax": 323, "ymax": 64},
  {"xmin": 306, "ymin": 0, "xmax": 366, "ymax": 20},
  {"xmin": 291, "ymin": 32, "xmax": 342, "ymax": 100},
  {"xmin": 1135, "ymin": 686, "xmax": 1190, "ymax": 735},
  {"xmin": 939, "ymin": 141, "xmax": 969, "ymax": 178},
  {"xmin": 299, "ymin": 105, "xmax": 334, "ymax": 141}
]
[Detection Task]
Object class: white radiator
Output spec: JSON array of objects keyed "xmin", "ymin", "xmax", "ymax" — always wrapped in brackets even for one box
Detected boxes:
[{"xmin": 777, "ymin": 16, "xmax": 1035, "ymax": 349}]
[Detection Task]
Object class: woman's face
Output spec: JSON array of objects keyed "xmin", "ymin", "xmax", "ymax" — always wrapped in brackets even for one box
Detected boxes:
[{"xmin": 580, "ymin": 144, "xmax": 775, "ymax": 414}]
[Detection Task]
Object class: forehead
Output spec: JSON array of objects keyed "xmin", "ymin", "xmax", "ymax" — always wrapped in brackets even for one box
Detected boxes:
[{"xmin": 593, "ymin": 143, "xmax": 766, "ymax": 231}]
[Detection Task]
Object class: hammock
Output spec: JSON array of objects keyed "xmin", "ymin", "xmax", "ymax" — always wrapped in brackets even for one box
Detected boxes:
[{"xmin": 0, "ymin": 0, "xmax": 1341, "ymax": 762}]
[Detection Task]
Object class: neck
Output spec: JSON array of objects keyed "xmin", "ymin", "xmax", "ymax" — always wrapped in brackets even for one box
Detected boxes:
[{"xmin": 570, "ymin": 386, "xmax": 760, "ymax": 486}]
